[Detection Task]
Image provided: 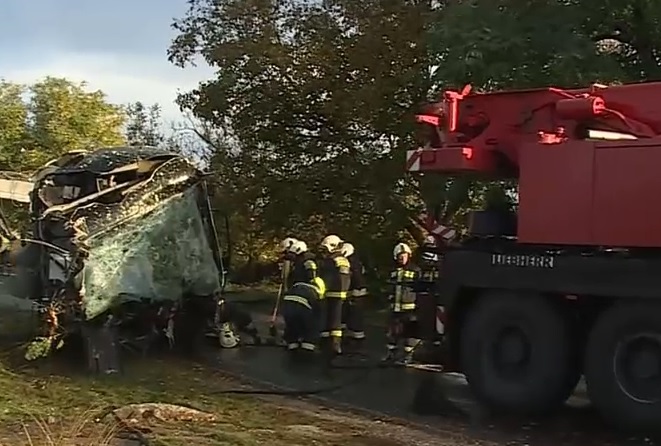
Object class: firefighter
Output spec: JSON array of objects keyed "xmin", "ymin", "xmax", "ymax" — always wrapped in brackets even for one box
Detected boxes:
[
  {"xmin": 289, "ymin": 240, "xmax": 317, "ymax": 284},
  {"xmin": 417, "ymin": 235, "xmax": 442, "ymax": 347},
  {"xmin": 281, "ymin": 274, "xmax": 326, "ymax": 356},
  {"xmin": 383, "ymin": 242, "xmax": 422, "ymax": 364},
  {"xmin": 214, "ymin": 294, "xmax": 262, "ymax": 347},
  {"xmin": 318, "ymin": 234, "xmax": 351, "ymax": 357},
  {"xmin": 418, "ymin": 235, "xmax": 440, "ymax": 294},
  {"xmin": 280, "ymin": 237, "xmax": 299, "ymax": 289},
  {"xmin": 340, "ymin": 242, "xmax": 368, "ymax": 350}
]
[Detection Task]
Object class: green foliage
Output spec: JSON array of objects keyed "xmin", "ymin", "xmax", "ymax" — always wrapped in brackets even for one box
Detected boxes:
[
  {"xmin": 0, "ymin": 77, "xmax": 126, "ymax": 173},
  {"xmin": 24, "ymin": 336, "xmax": 64, "ymax": 361},
  {"xmin": 169, "ymin": 0, "xmax": 436, "ymax": 272},
  {"xmin": 166, "ymin": 0, "xmax": 661, "ymax": 276},
  {"xmin": 126, "ymin": 101, "xmax": 166, "ymax": 147}
]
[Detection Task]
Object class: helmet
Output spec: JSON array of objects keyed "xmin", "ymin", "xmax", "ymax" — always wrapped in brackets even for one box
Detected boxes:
[
  {"xmin": 291, "ymin": 240, "xmax": 308, "ymax": 255},
  {"xmin": 320, "ymin": 234, "xmax": 342, "ymax": 252},
  {"xmin": 280, "ymin": 237, "xmax": 298, "ymax": 252},
  {"xmin": 393, "ymin": 242, "xmax": 412, "ymax": 259},
  {"xmin": 219, "ymin": 322, "xmax": 239, "ymax": 348},
  {"xmin": 423, "ymin": 235, "xmax": 436, "ymax": 246},
  {"xmin": 312, "ymin": 276, "xmax": 326, "ymax": 296},
  {"xmin": 340, "ymin": 242, "xmax": 354, "ymax": 257},
  {"xmin": 422, "ymin": 251, "xmax": 439, "ymax": 262}
]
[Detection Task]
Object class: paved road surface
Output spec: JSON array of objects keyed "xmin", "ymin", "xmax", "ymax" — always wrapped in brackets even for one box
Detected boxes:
[{"xmin": 210, "ymin": 310, "xmax": 658, "ymax": 446}]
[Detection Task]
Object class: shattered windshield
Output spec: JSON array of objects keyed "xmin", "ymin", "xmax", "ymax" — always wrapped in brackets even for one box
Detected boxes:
[{"xmin": 67, "ymin": 157, "xmax": 221, "ymax": 320}]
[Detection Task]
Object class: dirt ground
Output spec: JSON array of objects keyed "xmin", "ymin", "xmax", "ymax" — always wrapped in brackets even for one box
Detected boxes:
[{"xmin": 0, "ymin": 352, "xmax": 468, "ymax": 446}]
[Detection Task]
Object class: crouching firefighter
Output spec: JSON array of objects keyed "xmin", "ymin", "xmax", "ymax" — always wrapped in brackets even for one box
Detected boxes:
[
  {"xmin": 281, "ymin": 275, "xmax": 326, "ymax": 356},
  {"xmin": 383, "ymin": 242, "xmax": 422, "ymax": 364},
  {"xmin": 340, "ymin": 242, "xmax": 368, "ymax": 350},
  {"xmin": 214, "ymin": 294, "xmax": 262, "ymax": 347},
  {"xmin": 319, "ymin": 234, "xmax": 351, "ymax": 357}
]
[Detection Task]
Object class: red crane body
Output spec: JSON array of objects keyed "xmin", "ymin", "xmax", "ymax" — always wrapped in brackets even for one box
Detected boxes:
[{"xmin": 410, "ymin": 81, "xmax": 661, "ymax": 248}]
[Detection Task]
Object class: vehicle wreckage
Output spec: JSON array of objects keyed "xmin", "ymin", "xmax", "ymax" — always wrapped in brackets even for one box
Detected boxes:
[{"xmin": 1, "ymin": 147, "xmax": 229, "ymax": 372}]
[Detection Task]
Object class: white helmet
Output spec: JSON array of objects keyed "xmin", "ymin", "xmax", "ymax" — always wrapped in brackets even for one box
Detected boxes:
[
  {"xmin": 280, "ymin": 237, "xmax": 298, "ymax": 252},
  {"xmin": 393, "ymin": 242, "xmax": 412, "ymax": 259},
  {"xmin": 291, "ymin": 240, "xmax": 308, "ymax": 255},
  {"xmin": 424, "ymin": 235, "xmax": 436, "ymax": 246},
  {"xmin": 340, "ymin": 242, "xmax": 354, "ymax": 257},
  {"xmin": 320, "ymin": 234, "xmax": 343, "ymax": 252},
  {"xmin": 219, "ymin": 322, "xmax": 239, "ymax": 348}
]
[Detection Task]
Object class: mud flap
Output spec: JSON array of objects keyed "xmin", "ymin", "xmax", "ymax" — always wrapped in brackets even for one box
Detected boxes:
[{"xmin": 81, "ymin": 323, "xmax": 120, "ymax": 374}]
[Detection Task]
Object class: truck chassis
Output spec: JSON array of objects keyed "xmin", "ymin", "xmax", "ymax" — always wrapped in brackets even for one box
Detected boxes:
[{"xmin": 436, "ymin": 241, "xmax": 661, "ymax": 431}]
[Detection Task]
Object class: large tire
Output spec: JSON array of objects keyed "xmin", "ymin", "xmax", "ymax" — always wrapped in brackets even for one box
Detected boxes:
[
  {"xmin": 460, "ymin": 291, "xmax": 575, "ymax": 414},
  {"xmin": 584, "ymin": 302, "xmax": 661, "ymax": 432}
]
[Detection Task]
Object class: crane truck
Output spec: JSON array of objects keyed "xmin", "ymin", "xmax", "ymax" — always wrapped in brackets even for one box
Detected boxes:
[{"xmin": 409, "ymin": 82, "xmax": 661, "ymax": 432}]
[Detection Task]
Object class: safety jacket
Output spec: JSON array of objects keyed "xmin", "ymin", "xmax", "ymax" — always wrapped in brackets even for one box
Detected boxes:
[
  {"xmin": 320, "ymin": 252, "xmax": 351, "ymax": 299},
  {"xmin": 418, "ymin": 247, "xmax": 440, "ymax": 294},
  {"xmin": 347, "ymin": 253, "xmax": 368, "ymax": 298},
  {"xmin": 290, "ymin": 252, "xmax": 317, "ymax": 285},
  {"xmin": 388, "ymin": 263, "xmax": 421, "ymax": 312},
  {"xmin": 283, "ymin": 277, "xmax": 325, "ymax": 311}
]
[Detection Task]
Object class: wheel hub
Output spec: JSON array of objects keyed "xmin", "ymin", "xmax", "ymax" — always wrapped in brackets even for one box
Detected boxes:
[
  {"xmin": 615, "ymin": 335, "xmax": 661, "ymax": 403},
  {"xmin": 491, "ymin": 326, "xmax": 531, "ymax": 378}
]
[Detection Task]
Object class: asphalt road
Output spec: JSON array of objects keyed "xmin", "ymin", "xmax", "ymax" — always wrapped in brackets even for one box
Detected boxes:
[{"xmin": 211, "ymin": 310, "xmax": 659, "ymax": 446}]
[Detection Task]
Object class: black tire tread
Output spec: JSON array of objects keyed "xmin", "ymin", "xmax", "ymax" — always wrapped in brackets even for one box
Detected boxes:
[{"xmin": 460, "ymin": 291, "xmax": 575, "ymax": 414}]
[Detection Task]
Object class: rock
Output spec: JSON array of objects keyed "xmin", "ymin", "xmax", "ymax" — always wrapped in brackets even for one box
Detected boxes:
[{"xmin": 113, "ymin": 403, "xmax": 217, "ymax": 423}]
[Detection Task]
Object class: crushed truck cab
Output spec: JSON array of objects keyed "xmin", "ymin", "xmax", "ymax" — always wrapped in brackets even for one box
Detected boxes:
[{"xmin": 410, "ymin": 82, "xmax": 661, "ymax": 432}]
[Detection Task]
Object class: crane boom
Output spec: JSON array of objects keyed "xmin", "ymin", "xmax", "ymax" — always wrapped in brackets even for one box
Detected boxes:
[{"xmin": 408, "ymin": 81, "xmax": 661, "ymax": 248}]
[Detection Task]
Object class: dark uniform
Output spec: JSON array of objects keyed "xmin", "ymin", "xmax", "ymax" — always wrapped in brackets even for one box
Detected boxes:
[
  {"xmin": 417, "ymin": 246, "xmax": 440, "ymax": 294},
  {"xmin": 319, "ymin": 252, "xmax": 351, "ymax": 355},
  {"xmin": 343, "ymin": 253, "xmax": 368, "ymax": 344},
  {"xmin": 281, "ymin": 251, "xmax": 298, "ymax": 290},
  {"xmin": 416, "ymin": 244, "xmax": 441, "ymax": 344},
  {"xmin": 385, "ymin": 261, "xmax": 422, "ymax": 362},
  {"xmin": 281, "ymin": 276, "xmax": 325, "ymax": 353},
  {"xmin": 290, "ymin": 251, "xmax": 318, "ymax": 284}
]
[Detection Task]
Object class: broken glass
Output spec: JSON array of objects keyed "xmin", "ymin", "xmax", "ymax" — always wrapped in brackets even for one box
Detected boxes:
[{"xmin": 70, "ymin": 157, "xmax": 221, "ymax": 320}]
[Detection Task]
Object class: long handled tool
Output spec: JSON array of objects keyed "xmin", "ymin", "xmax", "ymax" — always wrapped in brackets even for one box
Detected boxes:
[{"xmin": 268, "ymin": 259, "xmax": 291, "ymax": 340}]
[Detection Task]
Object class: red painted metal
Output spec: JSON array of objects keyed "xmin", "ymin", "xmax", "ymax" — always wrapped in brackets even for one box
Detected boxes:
[{"xmin": 411, "ymin": 81, "xmax": 661, "ymax": 248}]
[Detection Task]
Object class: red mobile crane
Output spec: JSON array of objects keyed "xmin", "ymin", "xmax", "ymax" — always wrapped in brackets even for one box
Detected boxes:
[{"xmin": 410, "ymin": 82, "xmax": 661, "ymax": 431}]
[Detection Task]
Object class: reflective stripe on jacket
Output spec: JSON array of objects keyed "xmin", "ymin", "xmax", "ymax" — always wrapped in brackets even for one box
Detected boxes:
[
  {"xmin": 320, "ymin": 253, "xmax": 351, "ymax": 299},
  {"xmin": 283, "ymin": 282, "xmax": 324, "ymax": 310},
  {"xmin": 388, "ymin": 265, "xmax": 419, "ymax": 311}
]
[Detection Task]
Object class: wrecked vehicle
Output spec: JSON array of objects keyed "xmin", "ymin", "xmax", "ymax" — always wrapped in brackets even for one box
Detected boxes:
[{"xmin": 8, "ymin": 147, "xmax": 228, "ymax": 372}]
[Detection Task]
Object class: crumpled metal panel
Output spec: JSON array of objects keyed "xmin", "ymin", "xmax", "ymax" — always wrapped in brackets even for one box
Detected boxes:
[
  {"xmin": 67, "ymin": 157, "xmax": 220, "ymax": 320},
  {"xmin": 52, "ymin": 146, "xmax": 176, "ymax": 174}
]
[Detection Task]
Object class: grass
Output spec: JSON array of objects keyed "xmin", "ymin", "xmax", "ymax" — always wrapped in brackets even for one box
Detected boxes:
[{"xmin": 0, "ymin": 352, "xmax": 403, "ymax": 446}]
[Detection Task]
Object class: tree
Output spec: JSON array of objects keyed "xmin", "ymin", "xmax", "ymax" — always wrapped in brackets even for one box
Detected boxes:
[
  {"xmin": 169, "ymin": 0, "xmax": 436, "ymax": 272},
  {"xmin": 126, "ymin": 102, "xmax": 165, "ymax": 147},
  {"xmin": 0, "ymin": 77, "xmax": 126, "ymax": 172}
]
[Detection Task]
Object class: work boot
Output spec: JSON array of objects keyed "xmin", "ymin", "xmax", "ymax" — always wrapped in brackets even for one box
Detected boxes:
[
  {"xmin": 400, "ymin": 350, "xmax": 414, "ymax": 365},
  {"xmin": 381, "ymin": 348, "xmax": 397, "ymax": 363},
  {"xmin": 331, "ymin": 337, "xmax": 342, "ymax": 356}
]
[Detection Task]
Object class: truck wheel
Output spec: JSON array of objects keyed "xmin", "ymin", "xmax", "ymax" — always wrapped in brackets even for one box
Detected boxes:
[
  {"xmin": 584, "ymin": 303, "xmax": 661, "ymax": 431},
  {"xmin": 460, "ymin": 291, "xmax": 574, "ymax": 413}
]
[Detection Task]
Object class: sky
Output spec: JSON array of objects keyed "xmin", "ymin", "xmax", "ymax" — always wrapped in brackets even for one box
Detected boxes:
[{"xmin": 0, "ymin": 0, "xmax": 214, "ymax": 123}]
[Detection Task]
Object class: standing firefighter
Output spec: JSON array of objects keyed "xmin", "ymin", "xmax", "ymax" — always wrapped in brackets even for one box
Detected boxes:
[
  {"xmin": 289, "ymin": 240, "xmax": 318, "ymax": 284},
  {"xmin": 281, "ymin": 242, "xmax": 325, "ymax": 355},
  {"xmin": 416, "ymin": 235, "xmax": 442, "ymax": 347},
  {"xmin": 340, "ymin": 242, "xmax": 368, "ymax": 350},
  {"xmin": 318, "ymin": 234, "xmax": 351, "ymax": 357},
  {"xmin": 384, "ymin": 242, "xmax": 421, "ymax": 364},
  {"xmin": 280, "ymin": 237, "xmax": 299, "ymax": 289},
  {"xmin": 417, "ymin": 236, "xmax": 440, "ymax": 299}
]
